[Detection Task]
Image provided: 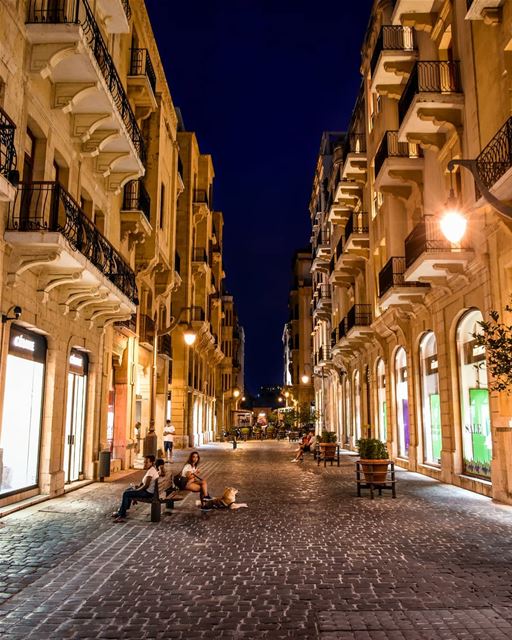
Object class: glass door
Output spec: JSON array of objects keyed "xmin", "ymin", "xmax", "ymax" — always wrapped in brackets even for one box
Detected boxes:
[{"xmin": 63, "ymin": 350, "xmax": 88, "ymax": 483}]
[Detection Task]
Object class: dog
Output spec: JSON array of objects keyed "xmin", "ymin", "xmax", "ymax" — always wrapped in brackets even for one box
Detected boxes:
[{"xmin": 195, "ymin": 487, "xmax": 248, "ymax": 510}]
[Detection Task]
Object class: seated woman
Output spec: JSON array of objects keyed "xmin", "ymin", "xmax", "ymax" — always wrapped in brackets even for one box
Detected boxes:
[
  {"xmin": 176, "ymin": 451, "xmax": 211, "ymax": 503},
  {"xmin": 291, "ymin": 433, "xmax": 312, "ymax": 462}
]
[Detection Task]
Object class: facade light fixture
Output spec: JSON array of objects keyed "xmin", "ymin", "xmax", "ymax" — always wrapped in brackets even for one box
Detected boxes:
[
  {"xmin": 301, "ymin": 374, "xmax": 310, "ymax": 384},
  {"xmin": 183, "ymin": 324, "xmax": 196, "ymax": 346}
]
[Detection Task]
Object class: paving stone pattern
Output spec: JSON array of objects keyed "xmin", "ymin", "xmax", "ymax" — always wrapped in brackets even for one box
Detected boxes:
[{"xmin": 1, "ymin": 442, "xmax": 512, "ymax": 639}]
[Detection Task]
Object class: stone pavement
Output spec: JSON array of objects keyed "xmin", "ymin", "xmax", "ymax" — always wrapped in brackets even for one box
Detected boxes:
[{"xmin": 1, "ymin": 442, "xmax": 512, "ymax": 639}]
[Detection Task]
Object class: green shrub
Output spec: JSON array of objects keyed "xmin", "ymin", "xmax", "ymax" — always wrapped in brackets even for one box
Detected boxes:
[
  {"xmin": 319, "ymin": 430, "xmax": 337, "ymax": 443},
  {"xmin": 356, "ymin": 438, "xmax": 389, "ymax": 459}
]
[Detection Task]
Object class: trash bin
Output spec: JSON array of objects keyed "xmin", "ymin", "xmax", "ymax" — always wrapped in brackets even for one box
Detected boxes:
[
  {"xmin": 98, "ymin": 449, "xmax": 111, "ymax": 480},
  {"xmin": 143, "ymin": 429, "xmax": 158, "ymax": 457}
]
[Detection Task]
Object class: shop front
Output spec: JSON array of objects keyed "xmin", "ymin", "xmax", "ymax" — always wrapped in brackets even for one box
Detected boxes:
[
  {"xmin": 457, "ymin": 310, "xmax": 491, "ymax": 479},
  {"xmin": 419, "ymin": 332, "xmax": 441, "ymax": 466},
  {"xmin": 376, "ymin": 358, "xmax": 387, "ymax": 442},
  {"xmin": 63, "ymin": 349, "xmax": 88, "ymax": 483},
  {"xmin": 0, "ymin": 325, "xmax": 46, "ymax": 498},
  {"xmin": 395, "ymin": 347, "xmax": 410, "ymax": 458}
]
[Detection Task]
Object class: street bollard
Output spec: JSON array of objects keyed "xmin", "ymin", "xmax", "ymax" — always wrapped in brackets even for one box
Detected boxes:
[{"xmin": 232, "ymin": 437, "xmax": 237, "ymax": 450}]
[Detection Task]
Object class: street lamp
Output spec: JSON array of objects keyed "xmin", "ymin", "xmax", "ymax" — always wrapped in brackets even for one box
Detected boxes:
[
  {"xmin": 183, "ymin": 323, "xmax": 197, "ymax": 346},
  {"xmin": 438, "ymin": 158, "xmax": 512, "ymax": 243},
  {"xmin": 301, "ymin": 374, "xmax": 310, "ymax": 384}
]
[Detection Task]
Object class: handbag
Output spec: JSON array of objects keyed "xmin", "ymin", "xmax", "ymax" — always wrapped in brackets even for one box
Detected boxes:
[{"xmin": 173, "ymin": 474, "xmax": 187, "ymax": 490}]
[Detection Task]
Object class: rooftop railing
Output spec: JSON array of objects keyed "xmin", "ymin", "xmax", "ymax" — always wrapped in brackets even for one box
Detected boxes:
[
  {"xmin": 9, "ymin": 181, "xmax": 138, "ymax": 303},
  {"xmin": 26, "ymin": 0, "xmax": 145, "ymax": 164}
]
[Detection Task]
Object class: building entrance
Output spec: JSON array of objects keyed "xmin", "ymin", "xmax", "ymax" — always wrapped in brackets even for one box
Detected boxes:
[
  {"xmin": 0, "ymin": 325, "xmax": 46, "ymax": 497},
  {"xmin": 63, "ymin": 350, "xmax": 88, "ymax": 483}
]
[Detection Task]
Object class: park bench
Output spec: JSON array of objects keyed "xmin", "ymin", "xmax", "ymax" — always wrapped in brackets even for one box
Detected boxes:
[{"xmin": 135, "ymin": 477, "xmax": 185, "ymax": 522}]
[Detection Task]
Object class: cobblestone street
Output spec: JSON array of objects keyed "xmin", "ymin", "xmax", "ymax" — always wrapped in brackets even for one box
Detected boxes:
[{"xmin": 1, "ymin": 441, "xmax": 512, "ymax": 639}]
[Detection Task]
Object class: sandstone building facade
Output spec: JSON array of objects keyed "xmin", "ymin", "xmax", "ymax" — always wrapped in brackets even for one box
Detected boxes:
[
  {"xmin": 0, "ymin": 0, "xmax": 243, "ymax": 507},
  {"xmin": 310, "ymin": 0, "xmax": 512, "ymax": 503}
]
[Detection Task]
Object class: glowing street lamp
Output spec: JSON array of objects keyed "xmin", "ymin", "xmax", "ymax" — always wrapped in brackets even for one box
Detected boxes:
[
  {"xmin": 183, "ymin": 323, "xmax": 197, "ymax": 346},
  {"xmin": 233, "ymin": 388, "xmax": 241, "ymax": 398},
  {"xmin": 301, "ymin": 374, "xmax": 310, "ymax": 384},
  {"xmin": 440, "ymin": 188, "xmax": 467, "ymax": 244}
]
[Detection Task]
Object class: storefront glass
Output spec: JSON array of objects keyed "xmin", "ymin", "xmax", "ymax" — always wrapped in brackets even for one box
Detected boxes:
[
  {"xmin": 0, "ymin": 326, "xmax": 46, "ymax": 496},
  {"xmin": 344, "ymin": 377, "xmax": 351, "ymax": 442},
  {"xmin": 353, "ymin": 370, "xmax": 361, "ymax": 441},
  {"xmin": 419, "ymin": 332, "xmax": 441, "ymax": 465},
  {"xmin": 457, "ymin": 310, "xmax": 491, "ymax": 479},
  {"xmin": 376, "ymin": 358, "xmax": 387, "ymax": 442},
  {"xmin": 395, "ymin": 347, "xmax": 409, "ymax": 458},
  {"xmin": 63, "ymin": 350, "xmax": 88, "ymax": 483}
]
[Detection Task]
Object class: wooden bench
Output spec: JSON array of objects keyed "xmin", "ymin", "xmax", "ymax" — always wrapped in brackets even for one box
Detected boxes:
[
  {"xmin": 355, "ymin": 460, "xmax": 397, "ymax": 499},
  {"xmin": 135, "ymin": 478, "xmax": 185, "ymax": 522}
]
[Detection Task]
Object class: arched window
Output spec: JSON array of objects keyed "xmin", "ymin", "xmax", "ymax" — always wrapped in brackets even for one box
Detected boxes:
[
  {"xmin": 353, "ymin": 370, "xmax": 361, "ymax": 441},
  {"xmin": 419, "ymin": 332, "xmax": 441, "ymax": 465},
  {"xmin": 376, "ymin": 358, "xmax": 387, "ymax": 442},
  {"xmin": 344, "ymin": 377, "xmax": 351, "ymax": 442},
  {"xmin": 395, "ymin": 347, "xmax": 409, "ymax": 458},
  {"xmin": 457, "ymin": 310, "xmax": 491, "ymax": 479}
]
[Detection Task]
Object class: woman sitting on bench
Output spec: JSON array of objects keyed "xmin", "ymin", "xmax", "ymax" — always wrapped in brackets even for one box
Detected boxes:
[{"xmin": 176, "ymin": 451, "xmax": 211, "ymax": 504}]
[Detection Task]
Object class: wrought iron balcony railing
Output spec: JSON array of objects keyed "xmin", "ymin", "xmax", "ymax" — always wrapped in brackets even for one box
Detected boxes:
[
  {"xmin": 0, "ymin": 107, "xmax": 17, "ymax": 185},
  {"xmin": 475, "ymin": 115, "xmax": 512, "ymax": 191},
  {"xmin": 26, "ymin": 0, "xmax": 145, "ymax": 165},
  {"xmin": 343, "ymin": 132, "xmax": 366, "ymax": 157},
  {"xmin": 346, "ymin": 304, "xmax": 372, "ymax": 332},
  {"xmin": 191, "ymin": 307, "xmax": 205, "ymax": 322},
  {"xmin": 374, "ymin": 131, "xmax": 422, "ymax": 178},
  {"xmin": 404, "ymin": 219, "xmax": 471, "ymax": 269},
  {"xmin": 338, "ymin": 318, "xmax": 347, "ymax": 339},
  {"xmin": 317, "ymin": 283, "xmax": 331, "ymax": 300},
  {"xmin": 335, "ymin": 235, "xmax": 344, "ymax": 261},
  {"xmin": 370, "ymin": 25, "xmax": 416, "ymax": 76},
  {"xmin": 378, "ymin": 256, "xmax": 429, "ymax": 298},
  {"xmin": 331, "ymin": 328, "xmax": 337, "ymax": 347},
  {"xmin": 9, "ymin": 182, "xmax": 138, "ymax": 303},
  {"xmin": 345, "ymin": 212, "xmax": 369, "ymax": 242},
  {"xmin": 174, "ymin": 251, "xmax": 181, "ymax": 275},
  {"xmin": 121, "ymin": 0, "xmax": 132, "ymax": 20},
  {"xmin": 130, "ymin": 48, "xmax": 157, "ymax": 94},
  {"xmin": 122, "ymin": 179, "xmax": 150, "ymax": 221},
  {"xmin": 398, "ymin": 61, "xmax": 462, "ymax": 126}
]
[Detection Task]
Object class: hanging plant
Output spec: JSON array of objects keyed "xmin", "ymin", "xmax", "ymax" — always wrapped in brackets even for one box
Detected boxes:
[{"xmin": 473, "ymin": 305, "xmax": 512, "ymax": 393}]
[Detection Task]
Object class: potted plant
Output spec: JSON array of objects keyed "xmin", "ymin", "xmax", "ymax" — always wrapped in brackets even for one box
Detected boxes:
[
  {"xmin": 240, "ymin": 427, "xmax": 250, "ymax": 441},
  {"xmin": 356, "ymin": 438, "xmax": 389, "ymax": 483},
  {"xmin": 319, "ymin": 430, "xmax": 337, "ymax": 459}
]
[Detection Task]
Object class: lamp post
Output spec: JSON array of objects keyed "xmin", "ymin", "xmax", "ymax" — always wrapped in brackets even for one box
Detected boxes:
[
  {"xmin": 144, "ymin": 305, "xmax": 201, "ymax": 456},
  {"xmin": 437, "ymin": 159, "xmax": 512, "ymax": 244}
]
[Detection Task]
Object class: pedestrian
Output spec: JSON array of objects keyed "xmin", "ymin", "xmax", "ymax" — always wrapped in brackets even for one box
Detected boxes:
[
  {"xmin": 111, "ymin": 455, "xmax": 159, "ymax": 522},
  {"xmin": 163, "ymin": 420, "xmax": 175, "ymax": 462},
  {"xmin": 175, "ymin": 451, "xmax": 211, "ymax": 504},
  {"xmin": 291, "ymin": 433, "xmax": 312, "ymax": 462}
]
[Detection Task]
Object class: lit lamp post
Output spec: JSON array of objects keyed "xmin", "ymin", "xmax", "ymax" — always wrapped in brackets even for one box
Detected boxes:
[
  {"xmin": 143, "ymin": 306, "xmax": 199, "ymax": 457},
  {"xmin": 438, "ymin": 159, "xmax": 512, "ymax": 243}
]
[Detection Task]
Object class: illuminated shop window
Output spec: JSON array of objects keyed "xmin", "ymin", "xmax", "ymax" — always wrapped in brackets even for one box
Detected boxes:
[
  {"xmin": 419, "ymin": 332, "xmax": 441, "ymax": 466},
  {"xmin": 376, "ymin": 358, "xmax": 387, "ymax": 442},
  {"xmin": 395, "ymin": 347, "xmax": 409, "ymax": 458},
  {"xmin": 0, "ymin": 326, "xmax": 46, "ymax": 497},
  {"xmin": 457, "ymin": 310, "xmax": 491, "ymax": 480}
]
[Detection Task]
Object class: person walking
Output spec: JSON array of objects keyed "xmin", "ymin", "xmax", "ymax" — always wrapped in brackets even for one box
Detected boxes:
[
  {"xmin": 163, "ymin": 420, "xmax": 175, "ymax": 462},
  {"xmin": 112, "ymin": 455, "xmax": 159, "ymax": 522}
]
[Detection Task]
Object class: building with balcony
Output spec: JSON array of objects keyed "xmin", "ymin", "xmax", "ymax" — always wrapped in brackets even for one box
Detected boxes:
[
  {"xmin": 0, "ymin": 0, "xmax": 242, "ymax": 509},
  {"xmin": 301, "ymin": 0, "xmax": 512, "ymax": 505},
  {"xmin": 283, "ymin": 250, "xmax": 314, "ymax": 407}
]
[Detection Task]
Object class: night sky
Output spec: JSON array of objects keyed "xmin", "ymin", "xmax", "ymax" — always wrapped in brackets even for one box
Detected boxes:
[{"xmin": 145, "ymin": 0, "xmax": 374, "ymax": 393}]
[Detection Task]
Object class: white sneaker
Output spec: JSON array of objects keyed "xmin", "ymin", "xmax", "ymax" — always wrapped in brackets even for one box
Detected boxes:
[{"xmin": 291, "ymin": 459, "xmax": 299, "ymax": 463}]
